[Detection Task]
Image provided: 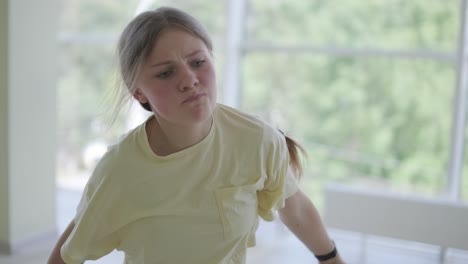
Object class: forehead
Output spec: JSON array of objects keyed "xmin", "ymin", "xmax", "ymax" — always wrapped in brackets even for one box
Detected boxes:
[{"xmin": 148, "ymin": 29, "xmax": 209, "ymax": 60}]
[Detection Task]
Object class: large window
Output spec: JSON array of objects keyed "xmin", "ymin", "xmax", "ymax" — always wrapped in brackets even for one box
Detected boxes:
[{"xmin": 238, "ymin": 0, "xmax": 464, "ymax": 203}]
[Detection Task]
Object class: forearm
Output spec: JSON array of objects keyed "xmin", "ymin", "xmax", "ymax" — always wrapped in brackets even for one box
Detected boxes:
[
  {"xmin": 48, "ymin": 220, "xmax": 75, "ymax": 264},
  {"xmin": 279, "ymin": 190, "xmax": 344, "ymax": 264}
]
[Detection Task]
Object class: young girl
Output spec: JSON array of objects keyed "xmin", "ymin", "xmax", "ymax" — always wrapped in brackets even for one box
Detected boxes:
[{"xmin": 48, "ymin": 6, "xmax": 345, "ymax": 264}]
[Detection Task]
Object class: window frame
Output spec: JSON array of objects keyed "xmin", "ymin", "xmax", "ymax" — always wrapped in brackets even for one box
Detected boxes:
[{"xmin": 222, "ymin": 0, "xmax": 468, "ymax": 202}]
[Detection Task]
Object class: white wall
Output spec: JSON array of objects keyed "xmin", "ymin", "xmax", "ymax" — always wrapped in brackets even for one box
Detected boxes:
[
  {"xmin": 0, "ymin": 0, "xmax": 10, "ymax": 247},
  {"xmin": 324, "ymin": 183, "xmax": 468, "ymax": 251},
  {"xmin": 0, "ymin": 0, "xmax": 59, "ymax": 253}
]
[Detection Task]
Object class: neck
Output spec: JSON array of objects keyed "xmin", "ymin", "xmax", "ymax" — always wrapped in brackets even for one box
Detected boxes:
[{"xmin": 147, "ymin": 115, "xmax": 212, "ymax": 156}]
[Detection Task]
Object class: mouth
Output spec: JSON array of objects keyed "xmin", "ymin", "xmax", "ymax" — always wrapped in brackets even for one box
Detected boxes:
[{"xmin": 182, "ymin": 93, "xmax": 206, "ymax": 104}]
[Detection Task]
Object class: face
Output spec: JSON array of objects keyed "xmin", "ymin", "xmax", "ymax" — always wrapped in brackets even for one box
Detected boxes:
[{"xmin": 134, "ymin": 29, "xmax": 217, "ymax": 127}]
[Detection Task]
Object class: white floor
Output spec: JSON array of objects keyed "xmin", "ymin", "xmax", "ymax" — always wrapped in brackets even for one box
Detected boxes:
[{"xmin": 1, "ymin": 187, "xmax": 468, "ymax": 264}]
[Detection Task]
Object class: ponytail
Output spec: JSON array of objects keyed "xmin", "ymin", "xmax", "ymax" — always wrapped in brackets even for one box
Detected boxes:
[{"xmin": 285, "ymin": 135, "xmax": 308, "ymax": 180}]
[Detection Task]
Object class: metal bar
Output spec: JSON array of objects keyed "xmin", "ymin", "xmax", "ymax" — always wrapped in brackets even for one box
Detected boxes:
[
  {"xmin": 243, "ymin": 43, "xmax": 456, "ymax": 63},
  {"xmin": 222, "ymin": 0, "xmax": 247, "ymax": 107},
  {"xmin": 439, "ymin": 246, "xmax": 447, "ymax": 264},
  {"xmin": 57, "ymin": 32, "xmax": 118, "ymax": 44},
  {"xmin": 447, "ymin": 0, "xmax": 468, "ymax": 201}
]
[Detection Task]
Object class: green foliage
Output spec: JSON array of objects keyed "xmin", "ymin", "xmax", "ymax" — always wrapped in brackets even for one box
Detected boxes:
[
  {"xmin": 247, "ymin": 0, "xmax": 459, "ymax": 50},
  {"xmin": 242, "ymin": 0, "xmax": 460, "ymax": 198},
  {"xmin": 58, "ymin": 0, "xmax": 138, "ymax": 169},
  {"xmin": 60, "ymin": 0, "xmax": 137, "ymax": 32}
]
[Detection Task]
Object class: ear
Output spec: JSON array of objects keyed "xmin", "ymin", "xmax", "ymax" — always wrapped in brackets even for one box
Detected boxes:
[{"xmin": 133, "ymin": 88, "xmax": 148, "ymax": 104}]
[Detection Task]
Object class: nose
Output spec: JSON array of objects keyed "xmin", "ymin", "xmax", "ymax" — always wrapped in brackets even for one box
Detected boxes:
[{"xmin": 178, "ymin": 65, "xmax": 199, "ymax": 92}]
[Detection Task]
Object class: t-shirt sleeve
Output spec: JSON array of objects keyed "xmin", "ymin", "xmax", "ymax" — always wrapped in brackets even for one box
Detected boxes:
[
  {"xmin": 257, "ymin": 128, "xmax": 300, "ymax": 221},
  {"xmin": 284, "ymin": 166, "xmax": 300, "ymax": 199},
  {"xmin": 60, "ymin": 151, "xmax": 121, "ymax": 264}
]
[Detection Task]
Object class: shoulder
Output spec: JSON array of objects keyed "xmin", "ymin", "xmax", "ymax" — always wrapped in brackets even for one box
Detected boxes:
[
  {"xmin": 85, "ymin": 123, "xmax": 143, "ymax": 190},
  {"xmin": 215, "ymin": 104, "xmax": 263, "ymax": 126},
  {"xmin": 215, "ymin": 103, "xmax": 280, "ymax": 138},
  {"xmin": 215, "ymin": 104, "xmax": 286, "ymax": 154}
]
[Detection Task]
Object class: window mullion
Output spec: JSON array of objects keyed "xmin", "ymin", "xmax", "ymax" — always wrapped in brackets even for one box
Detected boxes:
[
  {"xmin": 222, "ymin": 0, "xmax": 247, "ymax": 108},
  {"xmin": 447, "ymin": 0, "xmax": 468, "ymax": 201}
]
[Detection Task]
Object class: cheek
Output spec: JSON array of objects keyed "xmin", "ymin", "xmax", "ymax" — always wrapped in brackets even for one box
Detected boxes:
[
  {"xmin": 200, "ymin": 67, "xmax": 217, "ymax": 89},
  {"xmin": 153, "ymin": 88, "xmax": 174, "ymax": 107},
  {"xmin": 143, "ymin": 84, "xmax": 175, "ymax": 112}
]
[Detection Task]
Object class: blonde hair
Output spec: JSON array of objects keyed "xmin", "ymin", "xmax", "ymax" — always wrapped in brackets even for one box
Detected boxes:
[
  {"xmin": 115, "ymin": 7, "xmax": 213, "ymax": 112},
  {"xmin": 283, "ymin": 133, "xmax": 308, "ymax": 179}
]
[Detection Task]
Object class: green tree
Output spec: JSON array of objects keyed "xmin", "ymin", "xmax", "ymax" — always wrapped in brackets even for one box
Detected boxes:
[{"xmin": 242, "ymin": 0, "xmax": 459, "ymax": 200}]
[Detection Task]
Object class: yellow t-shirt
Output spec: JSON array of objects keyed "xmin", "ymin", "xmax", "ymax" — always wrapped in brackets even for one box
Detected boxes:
[{"xmin": 61, "ymin": 104, "xmax": 300, "ymax": 264}]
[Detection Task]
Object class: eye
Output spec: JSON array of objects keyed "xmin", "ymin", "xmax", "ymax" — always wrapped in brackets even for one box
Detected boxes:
[
  {"xmin": 156, "ymin": 70, "xmax": 173, "ymax": 79},
  {"xmin": 192, "ymin": 59, "xmax": 206, "ymax": 68}
]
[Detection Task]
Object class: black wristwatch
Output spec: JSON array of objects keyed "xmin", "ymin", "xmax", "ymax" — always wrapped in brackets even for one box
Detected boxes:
[{"xmin": 314, "ymin": 240, "xmax": 338, "ymax": 262}]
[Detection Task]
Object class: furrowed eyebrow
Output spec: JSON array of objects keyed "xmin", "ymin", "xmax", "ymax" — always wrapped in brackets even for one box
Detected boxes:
[
  {"xmin": 149, "ymin": 50, "xmax": 204, "ymax": 68},
  {"xmin": 185, "ymin": 49, "xmax": 203, "ymax": 58}
]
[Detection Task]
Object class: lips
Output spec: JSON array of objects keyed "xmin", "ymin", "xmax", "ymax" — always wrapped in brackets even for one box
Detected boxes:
[{"xmin": 182, "ymin": 93, "xmax": 206, "ymax": 104}]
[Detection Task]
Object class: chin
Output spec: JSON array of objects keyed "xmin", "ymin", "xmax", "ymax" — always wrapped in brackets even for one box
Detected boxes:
[{"xmin": 187, "ymin": 102, "xmax": 215, "ymax": 123}]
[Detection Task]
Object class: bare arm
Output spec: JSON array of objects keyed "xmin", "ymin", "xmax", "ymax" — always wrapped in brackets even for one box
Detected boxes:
[
  {"xmin": 279, "ymin": 189, "xmax": 345, "ymax": 264},
  {"xmin": 47, "ymin": 220, "xmax": 75, "ymax": 264}
]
